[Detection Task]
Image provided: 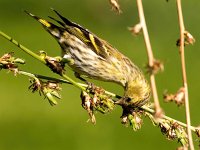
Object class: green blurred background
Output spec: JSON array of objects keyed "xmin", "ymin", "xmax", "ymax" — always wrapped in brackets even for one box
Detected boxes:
[{"xmin": 0, "ymin": 0, "xmax": 200, "ymax": 149}]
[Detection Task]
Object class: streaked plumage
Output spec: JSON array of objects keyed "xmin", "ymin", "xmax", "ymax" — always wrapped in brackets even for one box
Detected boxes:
[{"xmin": 25, "ymin": 9, "xmax": 151, "ymax": 107}]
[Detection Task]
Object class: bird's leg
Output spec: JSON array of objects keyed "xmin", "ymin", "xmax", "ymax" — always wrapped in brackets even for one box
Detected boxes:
[
  {"xmin": 74, "ymin": 72, "xmax": 87, "ymax": 82},
  {"xmin": 74, "ymin": 72, "xmax": 103, "ymax": 96},
  {"xmin": 73, "ymin": 72, "xmax": 96, "ymax": 92}
]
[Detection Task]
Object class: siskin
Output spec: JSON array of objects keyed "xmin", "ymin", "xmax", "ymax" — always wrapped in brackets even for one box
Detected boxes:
[{"xmin": 25, "ymin": 9, "xmax": 151, "ymax": 107}]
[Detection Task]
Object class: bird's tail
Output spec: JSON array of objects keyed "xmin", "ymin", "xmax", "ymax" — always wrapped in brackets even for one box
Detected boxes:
[{"xmin": 24, "ymin": 10, "xmax": 64, "ymax": 40}]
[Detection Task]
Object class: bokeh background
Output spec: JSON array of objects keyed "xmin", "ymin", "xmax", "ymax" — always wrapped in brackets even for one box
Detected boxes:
[{"xmin": 0, "ymin": 0, "xmax": 200, "ymax": 149}]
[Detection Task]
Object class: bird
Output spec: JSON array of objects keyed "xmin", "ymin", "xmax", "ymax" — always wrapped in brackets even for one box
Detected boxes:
[{"xmin": 25, "ymin": 9, "xmax": 151, "ymax": 107}]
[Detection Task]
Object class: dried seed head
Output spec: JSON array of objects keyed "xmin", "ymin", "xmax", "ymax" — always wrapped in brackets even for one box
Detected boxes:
[
  {"xmin": 159, "ymin": 120, "xmax": 188, "ymax": 146},
  {"xmin": 146, "ymin": 59, "xmax": 164, "ymax": 75},
  {"xmin": 80, "ymin": 84, "xmax": 115, "ymax": 124},
  {"xmin": 176, "ymin": 31, "xmax": 195, "ymax": 46},
  {"xmin": 184, "ymin": 31, "xmax": 195, "ymax": 45},
  {"xmin": 109, "ymin": 0, "xmax": 122, "ymax": 14},
  {"xmin": 159, "ymin": 120, "xmax": 171, "ymax": 135},
  {"xmin": 120, "ymin": 106, "xmax": 144, "ymax": 131},
  {"xmin": 128, "ymin": 112, "xmax": 143, "ymax": 131},
  {"xmin": 46, "ymin": 81, "xmax": 61, "ymax": 91},
  {"xmin": 87, "ymin": 85, "xmax": 114, "ymax": 114},
  {"xmin": 163, "ymin": 91, "xmax": 174, "ymax": 102},
  {"xmin": 174, "ymin": 88, "xmax": 185, "ymax": 105},
  {"xmin": 42, "ymin": 81, "xmax": 61, "ymax": 106},
  {"xmin": 80, "ymin": 91, "xmax": 96, "ymax": 124},
  {"xmin": 121, "ymin": 115, "xmax": 128, "ymax": 125},
  {"xmin": 195, "ymin": 126, "xmax": 200, "ymax": 137},
  {"xmin": 128, "ymin": 23, "xmax": 142, "ymax": 35},
  {"xmin": 81, "ymin": 91, "xmax": 91, "ymax": 111},
  {"xmin": 29, "ymin": 79, "xmax": 61, "ymax": 106},
  {"xmin": 172, "ymin": 122, "xmax": 188, "ymax": 146},
  {"xmin": 29, "ymin": 78, "xmax": 42, "ymax": 93},
  {"xmin": 40, "ymin": 52, "xmax": 64, "ymax": 75},
  {"xmin": 0, "ymin": 52, "xmax": 25, "ymax": 75},
  {"xmin": 0, "ymin": 52, "xmax": 13, "ymax": 60},
  {"xmin": 164, "ymin": 87, "xmax": 185, "ymax": 106}
]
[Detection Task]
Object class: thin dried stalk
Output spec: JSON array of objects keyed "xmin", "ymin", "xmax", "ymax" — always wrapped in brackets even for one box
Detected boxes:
[
  {"xmin": 176, "ymin": 0, "xmax": 194, "ymax": 149},
  {"xmin": 136, "ymin": 0, "xmax": 163, "ymax": 117}
]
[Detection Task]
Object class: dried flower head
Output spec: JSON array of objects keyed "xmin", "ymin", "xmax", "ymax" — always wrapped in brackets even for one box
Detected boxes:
[
  {"xmin": 159, "ymin": 120, "xmax": 188, "ymax": 146},
  {"xmin": 163, "ymin": 87, "xmax": 185, "ymax": 106},
  {"xmin": 109, "ymin": 0, "xmax": 122, "ymax": 14},
  {"xmin": 80, "ymin": 84, "xmax": 115, "ymax": 124},
  {"xmin": 29, "ymin": 78, "xmax": 61, "ymax": 106},
  {"xmin": 146, "ymin": 59, "xmax": 164, "ymax": 75},
  {"xmin": 172, "ymin": 122, "xmax": 188, "ymax": 146},
  {"xmin": 195, "ymin": 126, "xmax": 200, "ymax": 137},
  {"xmin": 0, "ymin": 52, "xmax": 25, "ymax": 75},
  {"xmin": 29, "ymin": 78, "xmax": 42, "ymax": 93},
  {"xmin": 176, "ymin": 31, "xmax": 195, "ymax": 46},
  {"xmin": 39, "ymin": 51, "xmax": 64, "ymax": 75},
  {"xmin": 81, "ymin": 91, "xmax": 96, "ymax": 124},
  {"xmin": 184, "ymin": 31, "xmax": 195, "ymax": 45},
  {"xmin": 128, "ymin": 23, "xmax": 142, "ymax": 35},
  {"xmin": 120, "ymin": 106, "xmax": 144, "ymax": 131}
]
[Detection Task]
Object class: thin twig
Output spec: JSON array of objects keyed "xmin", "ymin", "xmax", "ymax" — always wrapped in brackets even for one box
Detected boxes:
[
  {"xmin": 136, "ymin": 0, "xmax": 162, "ymax": 116},
  {"xmin": 0, "ymin": 31, "xmax": 45, "ymax": 63},
  {"xmin": 176, "ymin": 0, "xmax": 194, "ymax": 149},
  {"xmin": 141, "ymin": 105, "xmax": 196, "ymax": 132},
  {"xmin": 18, "ymin": 71, "xmax": 120, "ymax": 98},
  {"xmin": 15, "ymin": 71, "xmax": 199, "ymax": 133},
  {"xmin": 0, "ymin": 30, "xmax": 85, "ymax": 92}
]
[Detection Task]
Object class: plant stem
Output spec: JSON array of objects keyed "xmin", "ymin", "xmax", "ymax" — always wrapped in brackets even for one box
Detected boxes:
[
  {"xmin": 136, "ymin": 0, "xmax": 162, "ymax": 116},
  {"xmin": 176, "ymin": 0, "xmax": 194, "ymax": 149},
  {"xmin": 16, "ymin": 71, "xmax": 199, "ymax": 133},
  {"xmin": 61, "ymin": 72, "xmax": 86, "ymax": 91},
  {"xmin": 141, "ymin": 105, "xmax": 196, "ymax": 132},
  {"xmin": 0, "ymin": 31, "xmax": 45, "ymax": 63},
  {"xmin": 0, "ymin": 31, "xmax": 86, "ymax": 92}
]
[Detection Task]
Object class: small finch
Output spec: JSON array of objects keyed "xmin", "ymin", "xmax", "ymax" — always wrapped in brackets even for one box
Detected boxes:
[{"xmin": 25, "ymin": 9, "xmax": 151, "ymax": 107}]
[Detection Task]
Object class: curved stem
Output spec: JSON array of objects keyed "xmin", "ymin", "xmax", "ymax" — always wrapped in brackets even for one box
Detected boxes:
[
  {"xmin": 0, "ymin": 31, "xmax": 86, "ymax": 92},
  {"xmin": 16, "ymin": 71, "xmax": 199, "ymax": 133},
  {"xmin": 141, "ymin": 105, "xmax": 196, "ymax": 132}
]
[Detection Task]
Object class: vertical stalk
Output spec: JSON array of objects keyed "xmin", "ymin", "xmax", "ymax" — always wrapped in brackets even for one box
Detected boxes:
[
  {"xmin": 136, "ymin": 0, "xmax": 162, "ymax": 116},
  {"xmin": 176, "ymin": 0, "xmax": 194, "ymax": 149}
]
